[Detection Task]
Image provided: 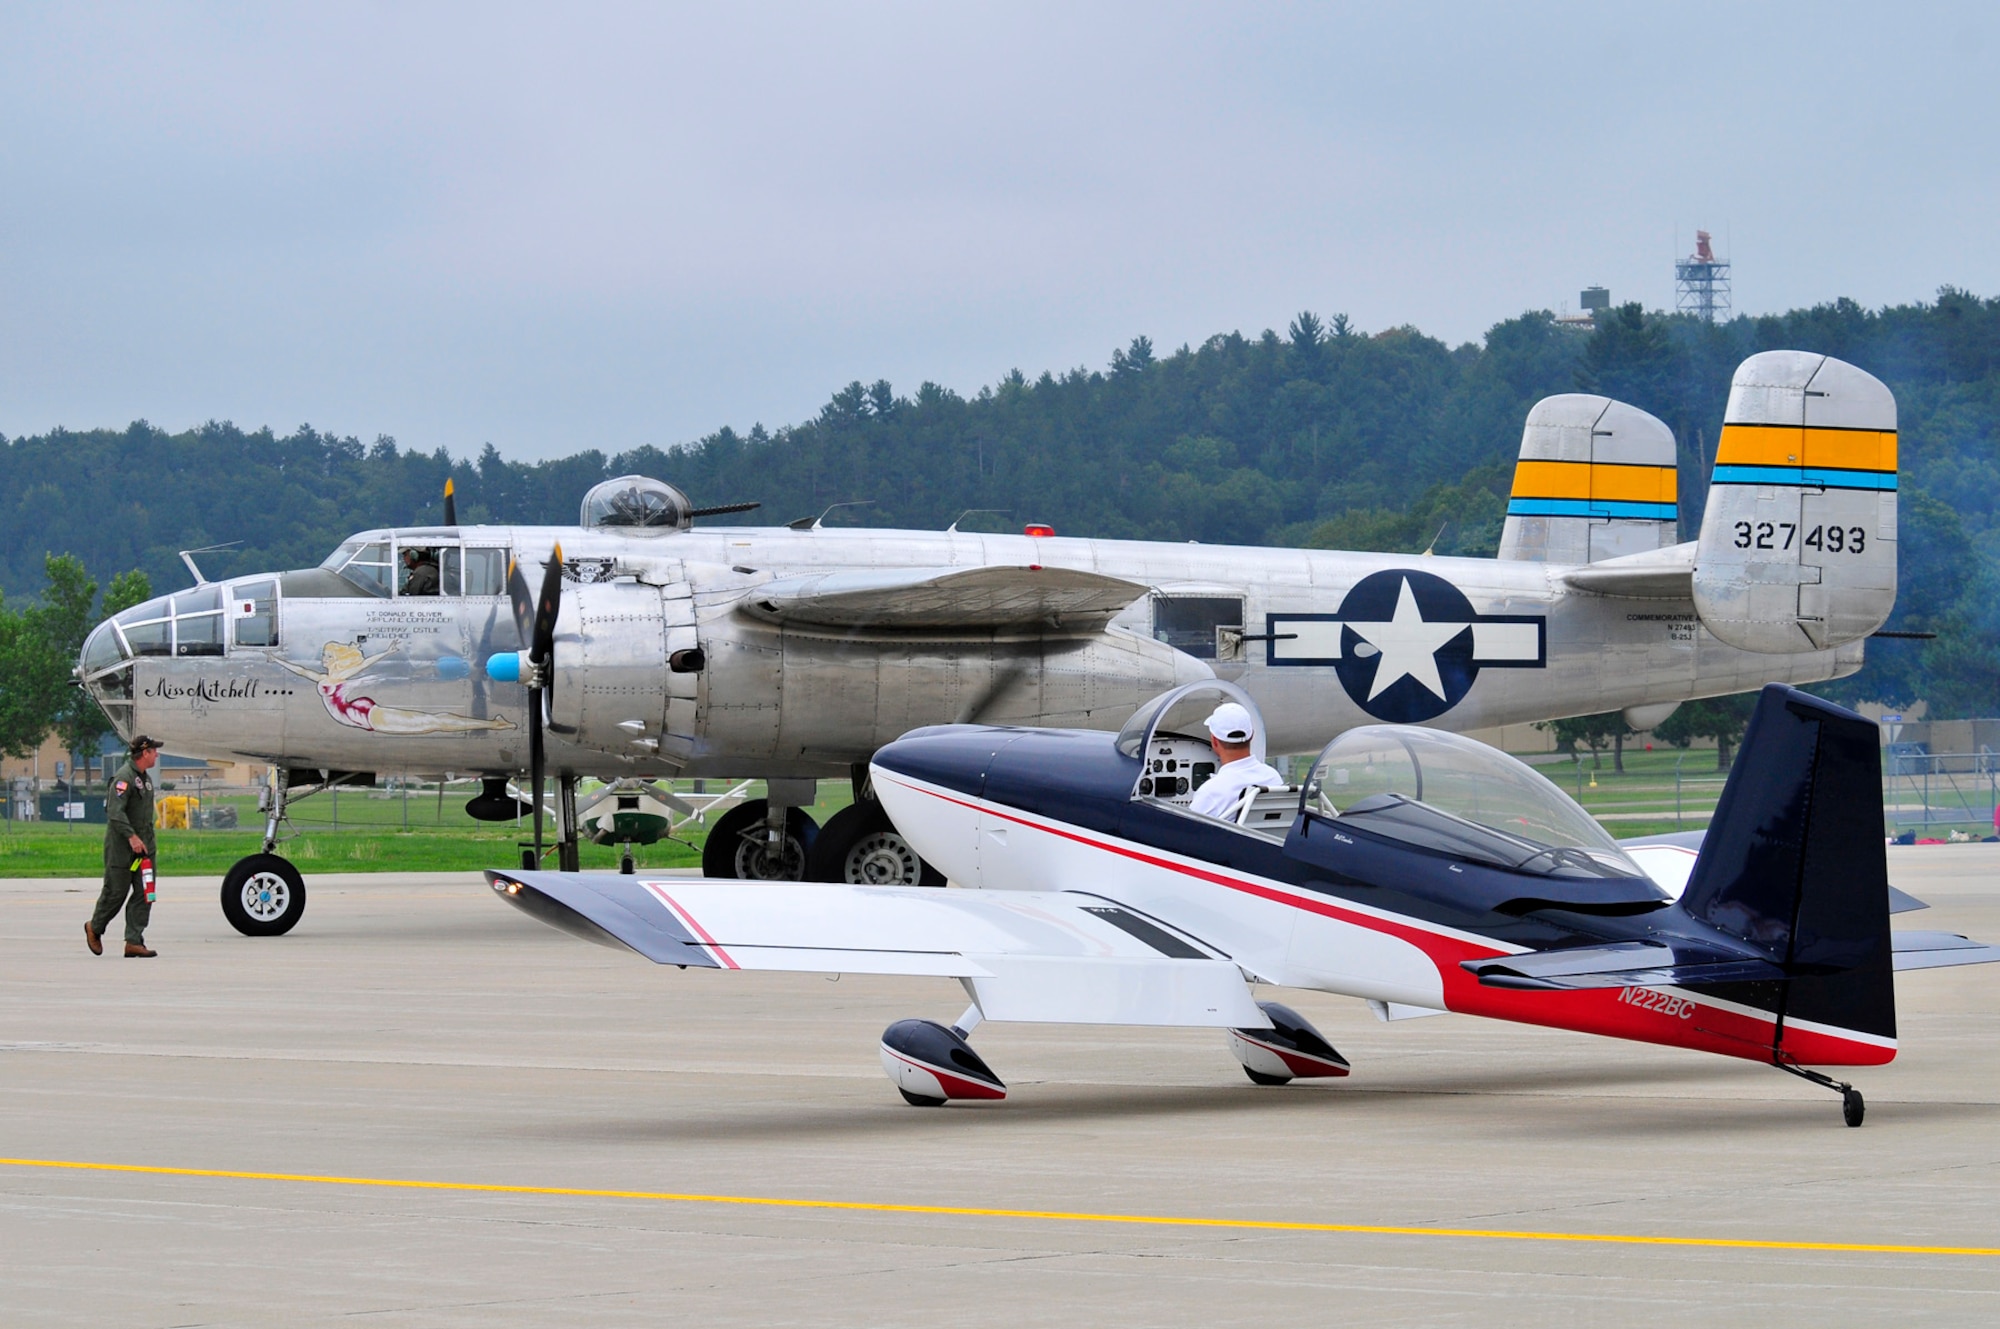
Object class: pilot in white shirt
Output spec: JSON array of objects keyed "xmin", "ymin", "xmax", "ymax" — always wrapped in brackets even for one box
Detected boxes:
[{"xmin": 1187, "ymin": 702, "xmax": 1284, "ymax": 820}]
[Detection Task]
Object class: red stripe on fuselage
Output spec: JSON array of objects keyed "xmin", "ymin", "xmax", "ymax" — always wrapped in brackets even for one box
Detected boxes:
[{"xmin": 886, "ymin": 777, "xmax": 1893, "ymax": 1068}]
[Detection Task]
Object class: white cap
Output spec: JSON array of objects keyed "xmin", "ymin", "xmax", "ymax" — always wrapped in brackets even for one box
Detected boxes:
[{"xmin": 1204, "ymin": 702, "xmax": 1255, "ymax": 744}]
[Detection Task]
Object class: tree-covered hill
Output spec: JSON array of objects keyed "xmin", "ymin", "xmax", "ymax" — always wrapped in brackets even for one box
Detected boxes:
[{"xmin": 4, "ymin": 291, "xmax": 1996, "ymax": 713}]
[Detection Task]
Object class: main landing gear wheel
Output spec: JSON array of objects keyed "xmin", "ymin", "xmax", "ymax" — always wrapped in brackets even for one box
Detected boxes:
[
  {"xmin": 701, "ymin": 799, "xmax": 819, "ymax": 881},
  {"xmin": 807, "ymin": 803, "xmax": 945, "ymax": 887},
  {"xmin": 1242, "ymin": 1068, "xmax": 1292, "ymax": 1087},
  {"xmin": 220, "ymin": 854, "xmax": 307, "ymax": 937},
  {"xmin": 1843, "ymin": 1087, "xmax": 1866, "ymax": 1128}
]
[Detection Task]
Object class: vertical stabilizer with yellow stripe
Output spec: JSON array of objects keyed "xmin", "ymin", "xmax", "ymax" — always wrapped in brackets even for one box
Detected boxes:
[
  {"xmin": 1498, "ymin": 395, "xmax": 1679, "ymax": 564},
  {"xmin": 1693, "ymin": 352, "xmax": 1897, "ymax": 652}
]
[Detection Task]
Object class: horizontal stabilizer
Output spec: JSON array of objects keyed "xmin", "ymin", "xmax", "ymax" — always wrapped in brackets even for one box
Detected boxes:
[
  {"xmin": 1891, "ymin": 931, "xmax": 2000, "ymax": 971},
  {"xmin": 1461, "ymin": 940, "xmax": 1783, "ymax": 991},
  {"xmin": 738, "ymin": 565, "xmax": 1148, "ymax": 632},
  {"xmin": 1562, "ymin": 542, "xmax": 1695, "ymax": 599},
  {"xmin": 486, "ymin": 870, "xmax": 1268, "ymax": 1027},
  {"xmin": 1617, "ymin": 829, "xmax": 1930, "ymax": 914}
]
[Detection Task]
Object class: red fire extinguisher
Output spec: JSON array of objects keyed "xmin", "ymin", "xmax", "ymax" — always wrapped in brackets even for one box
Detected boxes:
[{"xmin": 138, "ymin": 857, "xmax": 156, "ymax": 903}]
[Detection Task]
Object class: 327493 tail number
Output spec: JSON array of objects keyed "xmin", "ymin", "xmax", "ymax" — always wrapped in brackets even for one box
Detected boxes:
[{"xmin": 1732, "ymin": 521, "xmax": 1866, "ymax": 554}]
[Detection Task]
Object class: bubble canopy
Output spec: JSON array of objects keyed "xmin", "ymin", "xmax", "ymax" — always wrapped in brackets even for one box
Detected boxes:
[
  {"xmin": 580, "ymin": 476, "xmax": 693, "ymax": 534},
  {"xmin": 1305, "ymin": 726, "xmax": 1649, "ymax": 881},
  {"xmin": 1115, "ymin": 681, "xmax": 1267, "ymax": 764}
]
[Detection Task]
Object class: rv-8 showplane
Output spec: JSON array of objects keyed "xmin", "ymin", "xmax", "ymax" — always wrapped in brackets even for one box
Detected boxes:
[
  {"xmin": 78, "ymin": 351, "xmax": 1904, "ymax": 937},
  {"xmin": 490, "ymin": 682, "xmax": 2000, "ymax": 1125}
]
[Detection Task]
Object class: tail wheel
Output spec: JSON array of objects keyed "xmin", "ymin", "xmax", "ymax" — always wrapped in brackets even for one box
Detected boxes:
[
  {"xmin": 220, "ymin": 854, "xmax": 307, "ymax": 937},
  {"xmin": 807, "ymin": 803, "xmax": 945, "ymax": 886},
  {"xmin": 701, "ymin": 800, "xmax": 818, "ymax": 880}
]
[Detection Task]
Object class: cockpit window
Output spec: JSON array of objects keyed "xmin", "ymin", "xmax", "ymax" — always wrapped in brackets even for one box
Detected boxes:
[
  {"xmin": 81, "ymin": 619, "xmax": 125, "ymax": 672},
  {"xmin": 231, "ymin": 580, "xmax": 278, "ymax": 647},
  {"xmin": 399, "ymin": 546, "xmax": 441, "ymax": 596},
  {"xmin": 445, "ymin": 547, "xmax": 507, "ymax": 596},
  {"xmin": 1305, "ymin": 726, "xmax": 1645, "ymax": 880},
  {"xmin": 323, "ymin": 539, "xmax": 393, "ymax": 597},
  {"xmin": 114, "ymin": 601, "xmax": 174, "ymax": 656},
  {"xmin": 172, "ymin": 586, "xmax": 224, "ymax": 653}
]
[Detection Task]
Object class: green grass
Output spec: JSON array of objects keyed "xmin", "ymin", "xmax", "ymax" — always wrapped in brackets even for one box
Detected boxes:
[
  {"xmin": 0, "ymin": 785, "xmax": 857, "ymax": 878},
  {"xmin": 0, "ymin": 822, "xmax": 707, "ymax": 877},
  {"xmin": 1522, "ymin": 747, "xmax": 1730, "ymax": 834},
  {"xmin": 7, "ymin": 753, "xmax": 1982, "ymax": 876}
]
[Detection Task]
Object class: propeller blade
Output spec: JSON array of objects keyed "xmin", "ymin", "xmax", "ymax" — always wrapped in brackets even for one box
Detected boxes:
[
  {"xmin": 529, "ymin": 684, "xmax": 545, "ymax": 862},
  {"xmin": 531, "ymin": 541, "xmax": 564, "ymax": 665},
  {"xmin": 443, "ymin": 477, "xmax": 457, "ymax": 526},
  {"xmin": 506, "ymin": 555, "xmax": 536, "ymax": 650}
]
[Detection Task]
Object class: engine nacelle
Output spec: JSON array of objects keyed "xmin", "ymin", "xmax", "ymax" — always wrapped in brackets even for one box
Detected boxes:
[{"xmin": 544, "ymin": 578, "xmax": 700, "ymax": 759}]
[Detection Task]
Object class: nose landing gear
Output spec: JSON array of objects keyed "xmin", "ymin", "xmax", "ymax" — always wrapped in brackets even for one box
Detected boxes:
[
  {"xmin": 220, "ymin": 852, "xmax": 307, "ymax": 936},
  {"xmin": 220, "ymin": 768, "xmax": 310, "ymax": 936}
]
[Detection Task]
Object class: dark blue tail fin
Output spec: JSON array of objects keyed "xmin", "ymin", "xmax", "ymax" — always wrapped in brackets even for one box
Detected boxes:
[{"xmin": 1681, "ymin": 684, "xmax": 1895, "ymax": 1046}]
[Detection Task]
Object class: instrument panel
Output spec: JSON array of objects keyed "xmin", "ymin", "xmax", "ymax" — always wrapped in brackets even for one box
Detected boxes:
[{"xmin": 1137, "ymin": 733, "xmax": 1216, "ymax": 805}]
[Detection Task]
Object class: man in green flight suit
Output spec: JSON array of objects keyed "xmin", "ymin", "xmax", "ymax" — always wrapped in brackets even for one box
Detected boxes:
[{"xmin": 85, "ymin": 735, "xmax": 163, "ymax": 958}]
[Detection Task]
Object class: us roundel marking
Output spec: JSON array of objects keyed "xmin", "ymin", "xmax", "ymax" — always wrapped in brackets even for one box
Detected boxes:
[{"xmin": 1265, "ymin": 569, "xmax": 1545, "ymax": 722}]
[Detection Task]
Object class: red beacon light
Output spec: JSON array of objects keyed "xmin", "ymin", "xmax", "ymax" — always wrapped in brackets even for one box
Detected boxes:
[{"xmin": 1023, "ymin": 524, "xmax": 1055, "ymax": 538}]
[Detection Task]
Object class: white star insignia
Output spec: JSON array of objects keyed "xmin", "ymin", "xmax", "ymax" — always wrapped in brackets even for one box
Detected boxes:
[{"xmin": 1347, "ymin": 578, "xmax": 1468, "ymax": 701}]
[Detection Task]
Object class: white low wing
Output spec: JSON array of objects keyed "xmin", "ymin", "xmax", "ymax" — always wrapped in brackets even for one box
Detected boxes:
[{"xmin": 488, "ymin": 870, "xmax": 1271, "ymax": 1028}]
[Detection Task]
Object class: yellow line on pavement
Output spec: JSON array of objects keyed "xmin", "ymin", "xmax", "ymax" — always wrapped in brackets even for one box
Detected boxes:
[{"xmin": 2, "ymin": 1157, "xmax": 1993, "ymax": 1257}]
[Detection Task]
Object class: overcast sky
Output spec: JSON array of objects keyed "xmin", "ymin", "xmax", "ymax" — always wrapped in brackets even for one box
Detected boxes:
[{"xmin": 3, "ymin": 3, "xmax": 1995, "ymax": 460}]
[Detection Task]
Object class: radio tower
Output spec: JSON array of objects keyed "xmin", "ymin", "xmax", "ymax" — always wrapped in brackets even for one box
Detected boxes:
[{"xmin": 1675, "ymin": 230, "xmax": 1731, "ymax": 323}]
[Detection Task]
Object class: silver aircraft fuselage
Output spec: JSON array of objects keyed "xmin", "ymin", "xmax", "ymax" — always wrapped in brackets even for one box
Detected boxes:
[{"xmin": 78, "ymin": 521, "xmax": 1861, "ymax": 782}]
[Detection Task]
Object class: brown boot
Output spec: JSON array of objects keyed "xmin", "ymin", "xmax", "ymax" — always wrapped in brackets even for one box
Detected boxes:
[
  {"xmin": 85, "ymin": 922, "xmax": 102, "ymax": 955},
  {"xmin": 124, "ymin": 943, "xmax": 157, "ymax": 958}
]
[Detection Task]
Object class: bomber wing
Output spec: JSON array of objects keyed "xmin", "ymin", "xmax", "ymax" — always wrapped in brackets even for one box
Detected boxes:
[
  {"xmin": 488, "ymin": 870, "xmax": 1270, "ymax": 1028},
  {"xmin": 736, "ymin": 565, "xmax": 1149, "ymax": 632}
]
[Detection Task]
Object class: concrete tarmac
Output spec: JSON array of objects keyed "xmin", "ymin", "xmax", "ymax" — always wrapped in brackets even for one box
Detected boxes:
[{"xmin": 3, "ymin": 847, "xmax": 1998, "ymax": 1326}]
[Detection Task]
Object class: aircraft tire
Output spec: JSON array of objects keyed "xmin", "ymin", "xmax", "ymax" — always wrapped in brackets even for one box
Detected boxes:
[
  {"xmin": 701, "ymin": 800, "xmax": 818, "ymax": 880},
  {"xmin": 1242, "ymin": 1067, "xmax": 1292, "ymax": 1087},
  {"xmin": 807, "ymin": 803, "xmax": 946, "ymax": 887},
  {"xmin": 220, "ymin": 853, "xmax": 307, "ymax": 937},
  {"xmin": 898, "ymin": 1088, "xmax": 947, "ymax": 1107}
]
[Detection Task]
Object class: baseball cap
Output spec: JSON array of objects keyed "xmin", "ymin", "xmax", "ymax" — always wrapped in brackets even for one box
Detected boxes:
[
  {"xmin": 1204, "ymin": 702, "xmax": 1255, "ymax": 744},
  {"xmin": 130, "ymin": 735, "xmax": 163, "ymax": 752}
]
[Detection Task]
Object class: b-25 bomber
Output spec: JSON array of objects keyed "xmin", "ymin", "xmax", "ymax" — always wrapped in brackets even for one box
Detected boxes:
[{"xmin": 75, "ymin": 350, "xmax": 1903, "ymax": 936}]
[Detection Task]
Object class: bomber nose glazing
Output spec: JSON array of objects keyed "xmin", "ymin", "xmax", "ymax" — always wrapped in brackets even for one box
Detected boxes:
[{"xmin": 74, "ymin": 587, "xmax": 235, "ymax": 742}]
